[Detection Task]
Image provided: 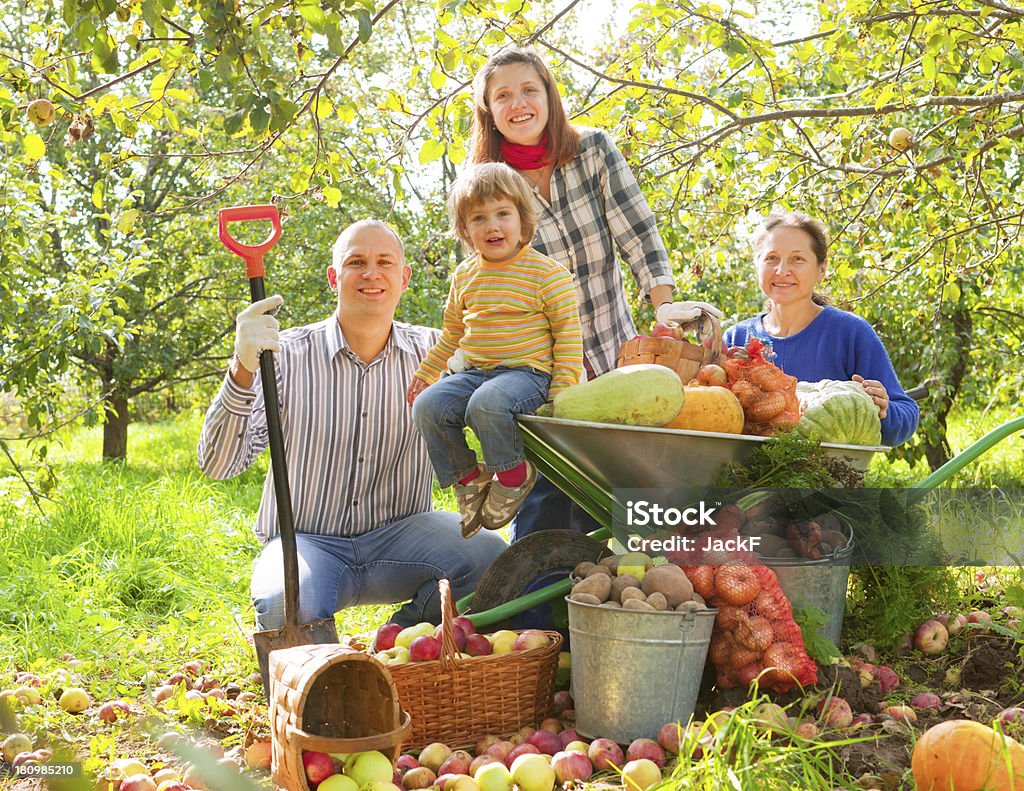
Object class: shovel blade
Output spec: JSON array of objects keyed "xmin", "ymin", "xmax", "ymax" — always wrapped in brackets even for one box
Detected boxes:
[{"xmin": 253, "ymin": 618, "xmax": 339, "ymax": 700}]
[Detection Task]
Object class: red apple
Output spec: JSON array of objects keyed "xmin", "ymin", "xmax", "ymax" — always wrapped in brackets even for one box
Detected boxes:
[
  {"xmin": 657, "ymin": 722, "xmax": 683, "ymax": 753},
  {"xmin": 451, "ymin": 616, "xmax": 476, "ymax": 636},
  {"xmin": 817, "ymin": 696, "xmax": 853, "ymax": 728},
  {"xmin": 999, "ymin": 707, "xmax": 1024, "ymax": 726},
  {"xmin": 504, "ymin": 743, "xmax": 540, "ymax": 768},
  {"xmin": 625, "ymin": 738, "xmax": 665, "ymax": 768},
  {"xmin": 244, "ymin": 740, "xmax": 272, "ymax": 770},
  {"xmin": 538, "ymin": 717, "xmax": 562, "ymax": 734},
  {"xmin": 409, "ymin": 636, "xmax": 441, "ymax": 662},
  {"xmin": 882, "ymin": 705, "xmax": 916, "ymax": 722},
  {"xmin": 550, "ymin": 750, "xmax": 592, "ymax": 783},
  {"xmin": 512, "ymin": 630, "xmax": 549, "ymax": 652},
  {"xmin": 119, "ymin": 775, "xmax": 157, "ymax": 791},
  {"xmin": 509, "ymin": 726, "xmax": 535, "ymax": 746},
  {"xmin": 558, "ymin": 729, "xmax": 579, "ymax": 748},
  {"xmin": 909, "ymin": 692, "xmax": 942, "ymax": 710},
  {"xmin": 850, "ymin": 713, "xmax": 873, "ymax": 728},
  {"xmin": 375, "ymin": 623, "xmax": 403, "ymax": 651},
  {"xmin": 303, "ymin": 751, "xmax": 336, "ymax": 786},
  {"xmin": 552, "ymin": 690, "xmax": 573, "ymax": 715},
  {"xmin": 402, "ymin": 768, "xmax": 437, "ymax": 790},
  {"xmin": 587, "ymin": 738, "xmax": 624, "ymax": 771},
  {"xmin": 968, "ymin": 610, "xmax": 992, "ymax": 627},
  {"xmin": 99, "ymin": 700, "xmax": 132, "ymax": 722},
  {"xmin": 438, "ymin": 751, "xmax": 472, "ymax": 777},
  {"xmin": 464, "ymin": 634, "xmax": 493, "ymax": 657},
  {"xmin": 913, "ymin": 620, "xmax": 949, "ymax": 654},
  {"xmin": 166, "ymin": 673, "xmax": 191, "ymax": 688},
  {"xmin": 397, "ymin": 755, "xmax": 419, "ymax": 772},
  {"xmin": 484, "ymin": 741, "xmax": 514, "ymax": 762},
  {"xmin": 181, "ymin": 660, "xmax": 205, "ymax": 677},
  {"xmin": 434, "ymin": 624, "xmax": 467, "ymax": 653},
  {"xmin": 526, "ymin": 729, "xmax": 561, "ymax": 756},
  {"xmin": 794, "ymin": 721, "xmax": 818, "ymax": 739},
  {"xmin": 475, "ymin": 735, "xmax": 500, "ymax": 756},
  {"xmin": 469, "ymin": 755, "xmax": 499, "ymax": 776},
  {"xmin": 651, "ymin": 322, "xmax": 679, "ymax": 340},
  {"xmin": 696, "ymin": 364, "xmax": 728, "ymax": 387},
  {"xmin": 875, "ymin": 665, "xmax": 900, "ymax": 692}
]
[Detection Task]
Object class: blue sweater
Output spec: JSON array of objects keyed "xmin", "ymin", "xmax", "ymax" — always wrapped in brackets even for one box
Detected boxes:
[{"xmin": 724, "ymin": 307, "xmax": 919, "ymax": 446}]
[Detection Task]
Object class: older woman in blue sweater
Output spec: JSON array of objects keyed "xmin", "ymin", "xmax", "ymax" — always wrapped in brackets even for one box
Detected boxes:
[{"xmin": 724, "ymin": 210, "xmax": 918, "ymax": 447}]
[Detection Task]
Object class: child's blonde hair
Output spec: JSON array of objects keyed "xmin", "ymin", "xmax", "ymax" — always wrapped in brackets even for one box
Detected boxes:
[{"xmin": 448, "ymin": 162, "xmax": 538, "ymax": 251}]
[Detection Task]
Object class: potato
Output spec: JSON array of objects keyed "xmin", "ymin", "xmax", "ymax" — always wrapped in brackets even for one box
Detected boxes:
[
  {"xmin": 619, "ymin": 586, "xmax": 646, "ymax": 604},
  {"xmin": 585, "ymin": 565, "xmax": 614, "ymax": 578},
  {"xmin": 571, "ymin": 574, "xmax": 612, "ymax": 603},
  {"xmin": 569, "ymin": 592, "xmax": 603, "ymax": 605},
  {"xmin": 821, "ymin": 529, "xmax": 849, "ymax": 549},
  {"xmin": 676, "ymin": 600, "xmax": 701, "ymax": 614},
  {"xmin": 610, "ymin": 574, "xmax": 642, "ymax": 603},
  {"xmin": 599, "ymin": 601, "xmax": 620, "ymax": 608},
  {"xmin": 640, "ymin": 565, "xmax": 693, "ymax": 607},
  {"xmin": 599, "ymin": 555, "xmax": 621, "ymax": 574},
  {"xmin": 647, "ymin": 592, "xmax": 669, "ymax": 611},
  {"xmin": 572, "ymin": 561, "xmax": 596, "ymax": 580},
  {"xmin": 754, "ymin": 534, "xmax": 790, "ymax": 557},
  {"xmin": 690, "ymin": 592, "xmax": 706, "ymax": 608},
  {"xmin": 623, "ymin": 598, "xmax": 656, "ymax": 611}
]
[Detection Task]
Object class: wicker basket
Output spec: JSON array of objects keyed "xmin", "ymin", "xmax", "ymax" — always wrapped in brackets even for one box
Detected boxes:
[
  {"xmin": 618, "ymin": 310, "xmax": 722, "ymax": 382},
  {"xmin": 388, "ymin": 579, "xmax": 562, "ymax": 749},
  {"xmin": 268, "ymin": 644, "xmax": 411, "ymax": 791}
]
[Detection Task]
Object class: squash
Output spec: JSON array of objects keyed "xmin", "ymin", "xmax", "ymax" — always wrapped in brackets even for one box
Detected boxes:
[
  {"xmin": 911, "ymin": 719, "xmax": 1024, "ymax": 790},
  {"xmin": 795, "ymin": 379, "xmax": 882, "ymax": 446},
  {"xmin": 553, "ymin": 364, "xmax": 684, "ymax": 427},
  {"xmin": 664, "ymin": 385, "xmax": 744, "ymax": 434}
]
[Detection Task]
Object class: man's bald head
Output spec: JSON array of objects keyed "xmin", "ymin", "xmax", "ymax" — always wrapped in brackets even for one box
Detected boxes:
[{"xmin": 332, "ymin": 220, "xmax": 405, "ymax": 268}]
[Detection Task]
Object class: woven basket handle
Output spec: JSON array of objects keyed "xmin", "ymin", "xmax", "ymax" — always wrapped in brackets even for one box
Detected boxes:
[
  {"xmin": 284, "ymin": 709, "xmax": 412, "ymax": 754},
  {"xmin": 438, "ymin": 578, "xmax": 460, "ymax": 671},
  {"xmin": 691, "ymin": 309, "xmax": 723, "ymax": 366}
]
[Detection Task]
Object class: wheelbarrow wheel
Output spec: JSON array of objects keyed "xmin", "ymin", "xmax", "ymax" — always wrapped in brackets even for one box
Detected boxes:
[{"xmin": 469, "ymin": 530, "xmax": 610, "ymax": 634}]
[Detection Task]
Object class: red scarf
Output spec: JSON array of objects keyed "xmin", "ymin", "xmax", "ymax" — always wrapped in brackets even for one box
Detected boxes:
[{"xmin": 500, "ymin": 132, "xmax": 551, "ymax": 170}]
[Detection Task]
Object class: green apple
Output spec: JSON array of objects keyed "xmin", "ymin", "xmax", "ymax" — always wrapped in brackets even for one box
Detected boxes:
[
  {"xmin": 3, "ymin": 734, "xmax": 32, "ymax": 762},
  {"xmin": 374, "ymin": 645, "xmax": 410, "ymax": 665},
  {"xmin": 319, "ymin": 776, "xmax": 360, "ymax": 791},
  {"xmin": 510, "ymin": 754, "xmax": 555, "ymax": 791},
  {"xmin": 474, "ymin": 761, "xmax": 513, "ymax": 791},
  {"xmin": 58, "ymin": 687, "xmax": 91, "ymax": 713},
  {"xmin": 344, "ymin": 750, "xmax": 394, "ymax": 787},
  {"xmin": 489, "ymin": 630, "xmax": 518, "ymax": 654},
  {"xmin": 395, "ymin": 623, "xmax": 435, "ymax": 649}
]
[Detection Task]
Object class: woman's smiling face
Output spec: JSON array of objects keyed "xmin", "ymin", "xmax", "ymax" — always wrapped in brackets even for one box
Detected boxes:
[
  {"xmin": 486, "ymin": 63, "xmax": 550, "ymax": 147},
  {"xmin": 755, "ymin": 225, "xmax": 827, "ymax": 306}
]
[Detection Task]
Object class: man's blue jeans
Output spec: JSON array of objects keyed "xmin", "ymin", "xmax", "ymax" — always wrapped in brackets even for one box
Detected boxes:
[
  {"xmin": 250, "ymin": 511, "xmax": 507, "ymax": 629},
  {"xmin": 411, "ymin": 367, "xmax": 550, "ymax": 487}
]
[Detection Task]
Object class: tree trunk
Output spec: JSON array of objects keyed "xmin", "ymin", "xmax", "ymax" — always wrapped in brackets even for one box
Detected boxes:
[
  {"xmin": 103, "ymin": 392, "xmax": 129, "ymax": 462},
  {"xmin": 923, "ymin": 302, "xmax": 972, "ymax": 471}
]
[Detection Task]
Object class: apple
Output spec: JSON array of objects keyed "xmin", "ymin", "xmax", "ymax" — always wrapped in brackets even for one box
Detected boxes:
[
  {"xmin": 451, "ymin": 616, "xmax": 477, "ymax": 636},
  {"xmin": 850, "ymin": 713, "xmax": 873, "ymax": 728},
  {"xmin": 375, "ymin": 646, "xmax": 411, "ymax": 666},
  {"xmin": 794, "ymin": 721, "xmax": 819, "ymax": 739},
  {"xmin": 945, "ymin": 613, "xmax": 967, "ymax": 636},
  {"xmin": 396, "ymin": 622, "xmax": 435, "ymax": 649},
  {"xmin": 111, "ymin": 759, "xmax": 150, "ymax": 780},
  {"xmin": 58, "ymin": 687, "xmax": 90, "ymax": 713},
  {"xmin": 397, "ymin": 755, "xmax": 419, "ymax": 772},
  {"xmin": 888, "ymin": 127, "xmax": 914, "ymax": 151},
  {"xmin": 817, "ymin": 696, "xmax": 853, "ymax": 728},
  {"xmin": 617, "ymin": 552, "xmax": 654, "ymax": 581},
  {"xmin": 2, "ymin": 734, "xmax": 32, "ymax": 763},
  {"xmin": 373, "ymin": 623, "xmax": 403, "ymax": 651},
  {"xmin": 564, "ymin": 740, "xmax": 590, "ymax": 754},
  {"xmin": 552, "ymin": 690, "xmax": 573, "ymax": 715},
  {"xmin": 121, "ymin": 775, "xmax": 158, "ymax": 791},
  {"xmin": 402, "ymin": 767, "xmax": 437, "ymax": 789},
  {"xmin": 484, "ymin": 741, "xmax": 514, "ymax": 762},
  {"xmin": 475, "ymin": 736, "xmax": 501, "ymax": 756},
  {"xmin": 26, "ymin": 98, "xmax": 56, "ymax": 127},
  {"xmin": 474, "ymin": 760, "xmax": 512, "ymax": 791},
  {"xmin": 11, "ymin": 685, "xmax": 41, "ymax": 705},
  {"xmin": 625, "ymin": 738, "xmax": 665, "ymax": 768},
  {"xmin": 510, "ymin": 753, "xmax": 555, "ymax": 791},
  {"xmin": 909, "ymin": 692, "xmax": 942, "ymax": 710},
  {"xmin": 465, "ymin": 634, "xmax": 493, "ymax": 657},
  {"xmin": 100, "ymin": 700, "xmax": 132, "ymax": 722},
  {"xmin": 968, "ymin": 610, "xmax": 992, "ymax": 627},
  {"xmin": 153, "ymin": 685, "xmax": 175, "ymax": 703},
  {"xmin": 913, "ymin": 620, "xmax": 949, "ymax": 654},
  {"xmin": 418, "ymin": 743, "xmax": 452, "ymax": 773},
  {"xmin": 244, "ymin": 740, "xmax": 272, "ymax": 770},
  {"xmin": 1000, "ymin": 707, "xmax": 1024, "ymax": 726},
  {"xmin": 511, "ymin": 726, "xmax": 535, "ymax": 745},
  {"xmin": 366, "ymin": 782, "xmax": 403, "ymax": 791},
  {"xmin": 303, "ymin": 751, "xmax": 337, "ymax": 785},
  {"xmin": 513, "ymin": 630, "xmax": 549, "ymax": 652},
  {"xmin": 538, "ymin": 718, "xmax": 561, "ymax": 734},
  {"xmin": 320, "ymin": 776, "xmax": 360, "ymax": 791},
  {"xmin": 696, "ymin": 364, "xmax": 728, "ymax": 387},
  {"xmin": 526, "ymin": 729, "xmax": 561, "ymax": 756},
  {"xmin": 438, "ymin": 750, "xmax": 473, "ymax": 777},
  {"xmin": 182, "ymin": 659, "xmax": 206, "ymax": 677},
  {"xmin": 156, "ymin": 781, "xmax": 189, "ymax": 791},
  {"xmin": 752, "ymin": 702, "xmax": 790, "ymax": 734},
  {"xmin": 153, "ymin": 769, "xmax": 179, "ymax": 786},
  {"xmin": 588, "ymin": 738, "xmax": 624, "ymax": 771},
  {"xmin": 882, "ymin": 705, "xmax": 916, "ymax": 722},
  {"xmin": 489, "ymin": 630, "xmax": 518, "ymax": 654},
  {"xmin": 557, "ymin": 729, "xmax": 579, "ymax": 748},
  {"xmin": 657, "ymin": 722, "xmax": 683, "ymax": 753},
  {"xmin": 550, "ymin": 750, "xmax": 592, "ymax": 783},
  {"xmin": 348, "ymin": 751, "xmax": 397, "ymax": 787},
  {"xmin": 621, "ymin": 758, "xmax": 661, "ymax": 791},
  {"xmin": 505, "ymin": 743, "xmax": 540, "ymax": 768},
  {"xmin": 875, "ymin": 665, "xmax": 900, "ymax": 692},
  {"xmin": 469, "ymin": 755, "xmax": 500, "ymax": 776},
  {"xmin": 409, "ymin": 636, "xmax": 442, "ymax": 662}
]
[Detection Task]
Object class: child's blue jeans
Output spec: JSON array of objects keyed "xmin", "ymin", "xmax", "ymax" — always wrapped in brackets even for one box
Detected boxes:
[{"xmin": 412, "ymin": 366, "xmax": 551, "ymax": 487}]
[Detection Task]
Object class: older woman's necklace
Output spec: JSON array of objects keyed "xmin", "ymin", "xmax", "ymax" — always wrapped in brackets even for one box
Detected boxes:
[{"xmin": 520, "ymin": 165, "xmax": 553, "ymax": 202}]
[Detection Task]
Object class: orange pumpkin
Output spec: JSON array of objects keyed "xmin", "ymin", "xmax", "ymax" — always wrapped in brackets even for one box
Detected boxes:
[
  {"xmin": 911, "ymin": 719, "xmax": 1024, "ymax": 790},
  {"xmin": 664, "ymin": 385, "xmax": 744, "ymax": 434}
]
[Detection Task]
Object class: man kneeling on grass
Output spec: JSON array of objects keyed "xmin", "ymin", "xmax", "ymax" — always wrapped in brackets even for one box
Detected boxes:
[{"xmin": 198, "ymin": 220, "xmax": 506, "ymax": 632}]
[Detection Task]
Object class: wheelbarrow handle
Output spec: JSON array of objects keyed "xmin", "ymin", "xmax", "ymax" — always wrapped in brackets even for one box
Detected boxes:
[{"xmin": 218, "ymin": 204, "xmax": 283, "ymax": 279}]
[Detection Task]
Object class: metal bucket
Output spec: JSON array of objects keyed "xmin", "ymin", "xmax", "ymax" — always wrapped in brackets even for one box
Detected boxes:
[
  {"xmin": 762, "ymin": 538, "xmax": 854, "ymax": 647},
  {"xmin": 566, "ymin": 598, "xmax": 717, "ymax": 744}
]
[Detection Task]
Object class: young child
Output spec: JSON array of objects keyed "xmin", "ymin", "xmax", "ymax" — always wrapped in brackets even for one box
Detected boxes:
[{"xmin": 407, "ymin": 162, "xmax": 583, "ymax": 538}]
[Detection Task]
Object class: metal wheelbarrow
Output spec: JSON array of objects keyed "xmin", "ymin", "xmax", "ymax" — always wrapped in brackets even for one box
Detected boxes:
[{"xmin": 459, "ymin": 412, "xmax": 1024, "ymax": 629}]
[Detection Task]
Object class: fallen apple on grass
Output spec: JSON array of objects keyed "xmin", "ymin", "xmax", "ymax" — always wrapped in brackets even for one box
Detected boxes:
[
  {"xmin": 550, "ymin": 750, "xmax": 592, "ymax": 783},
  {"xmin": 510, "ymin": 753, "xmax": 555, "ymax": 791},
  {"xmin": 882, "ymin": 705, "xmax": 917, "ymax": 723},
  {"xmin": 99, "ymin": 699, "xmax": 132, "ymax": 722},
  {"xmin": 625, "ymin": 738, "xmax": 665, "ymax": 768},
  {"xmin": 587, "ymin": 738, "xmax": 624, "ymax": 771},
  {"xmin": 58, "ymin": 687, "xmax": 91, "ymax": 713},
  {"xmin": 913, "ymin": 620, "xmax": 949, "ymax": 654},
  {"xmin": 621, "ymin": 758, "xmax": 661, "ymax": 791},
  {"xmin": 817, "ymin": 696, "xmax": 853, "ymax": 728},
  {"xmin": 504, "ymin": 743, "xmax": 540, "ymax": 768},
  {"xmin": 120, "ymin": 774, "xmax": 158, "ymax": 791},
  {"xmin": 526, "ymin": 729, "xmax": 561, "ymax": 756},
  {"xmin": 909, "ymin": 692, "xmax": 942, "ymax": 711},
  {"xmin": 243, "ymin": 740, "xmax": 272, "ymax": 770}
]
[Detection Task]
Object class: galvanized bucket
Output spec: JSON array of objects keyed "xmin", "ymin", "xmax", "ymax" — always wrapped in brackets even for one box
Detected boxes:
[
  {"xmin": 762, "ymin": 538, "xmax": 855, "ymax": 647},
  {"xmin": 566, "ymin": 598, "xmax": 717, "ymax": 744}
]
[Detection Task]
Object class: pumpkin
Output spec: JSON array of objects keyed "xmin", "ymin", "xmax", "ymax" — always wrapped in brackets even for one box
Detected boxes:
[
  {"xmin": 664, "ymin": 385, "xmax": 744, "ymax": 434},
  {"xmin": 911, "ymin": 719, "xmax": 1024, "ymax": 790},
  {"xmin": 795, "ymin": 379, "xmax": 882, "ymax": 446}
]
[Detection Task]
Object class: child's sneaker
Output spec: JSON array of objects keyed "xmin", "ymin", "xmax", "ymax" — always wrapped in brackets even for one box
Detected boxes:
[
  {"xmin": 454, "ymin": 464, "xmax": 490, "ymax": 539},
  {"xmin": 479, "ymin": 461, "xmax": 538, "ymax": 530}
]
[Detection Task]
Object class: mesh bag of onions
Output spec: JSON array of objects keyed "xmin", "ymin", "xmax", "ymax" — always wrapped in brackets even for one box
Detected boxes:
[{"xmin": 722, "ymin": 337, "xmax": 801, "ymax": 436}]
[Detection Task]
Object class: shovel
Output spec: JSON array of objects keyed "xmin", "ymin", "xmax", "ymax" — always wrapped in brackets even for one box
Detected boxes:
[{"xmin": 218, "ymin": 205, "xmax": 339, "ymax": 699}]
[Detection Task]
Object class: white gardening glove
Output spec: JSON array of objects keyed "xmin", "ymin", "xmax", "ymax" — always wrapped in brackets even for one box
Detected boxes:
[
  {"xmin": 234, "ymin": 295, "xmax": 283, "ymax": 373},
  {"xmin": 656, "ymin": 300, "xmax": 724, "ymax": 325},
  {"xmin": 447, "ymin": 348, "xmax": 468, "ymax": 373}
]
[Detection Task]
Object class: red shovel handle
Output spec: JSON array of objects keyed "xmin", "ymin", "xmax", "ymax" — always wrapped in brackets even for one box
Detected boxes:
[{"xmin": 218, "ymin": 204, "xmax": 283, "ymax": 278}]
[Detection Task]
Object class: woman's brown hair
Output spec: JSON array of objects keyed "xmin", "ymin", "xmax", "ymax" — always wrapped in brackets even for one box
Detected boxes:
[
  {"xmin": 754, "ymin": 209, "xmax": 833, "ymax": 307},
  {"xmin": 469, "ymin": 47, "xmax": 580, "ymax": 168}
]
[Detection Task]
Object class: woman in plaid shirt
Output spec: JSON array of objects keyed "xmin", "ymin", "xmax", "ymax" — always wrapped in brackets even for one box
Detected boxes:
[{"xmin": 469, "ymin": 46, "xmax": 721, "ymax": 541}]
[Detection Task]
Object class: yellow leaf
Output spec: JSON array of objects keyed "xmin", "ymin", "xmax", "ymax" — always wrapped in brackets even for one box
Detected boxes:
[
  {"xmin": 323, "ymin": 186, "xmax": 342, "ymax": 207},
  {"xmin": 429, "ymin": 69, "xmax": 446, "ymax": 90},
  {"xmin": 447, "ymin": 141, "xmax": 466, "ymax": 164},
  {"xmin": 116, "ymin": 209, "xmax": 140, "ymax": 234},
  {"xmin": 23, "ymin": 133, "xmax": 45, "ymax": 161},
  {"xmin": 92, "ymin": 180, "xmax": 104, "ymax": 209},
  {"xmin": 418, "ymin": 139, "xmax": 445, "ymax": 164},
  {"xmin": 149, "ymin": 71, "xmax": 171, "ymax": 100}
]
